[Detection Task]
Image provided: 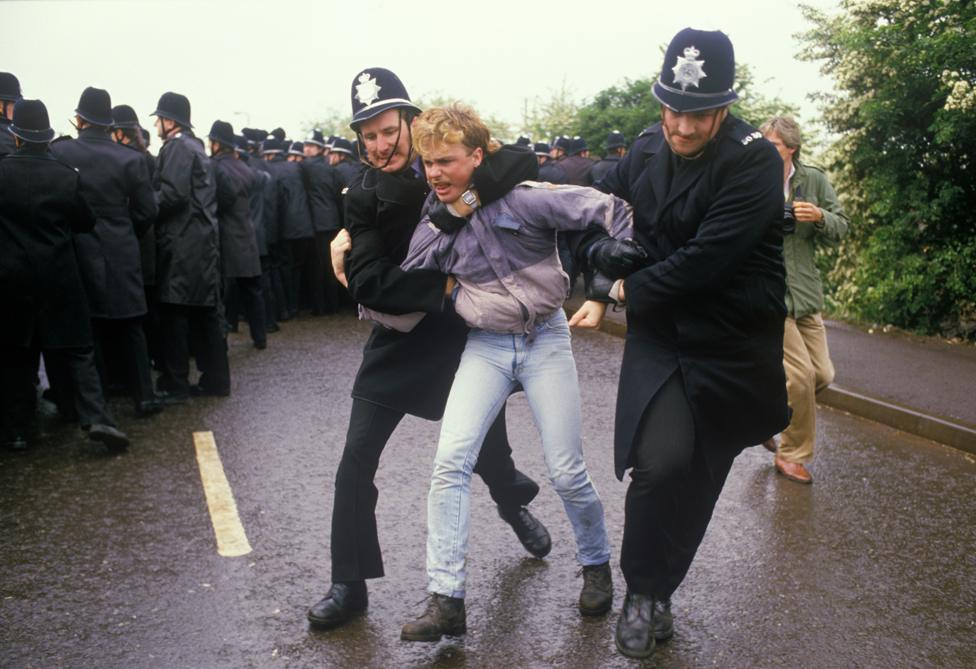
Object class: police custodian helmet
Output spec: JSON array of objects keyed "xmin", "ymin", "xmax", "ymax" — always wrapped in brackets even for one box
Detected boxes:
[
  {"xmin": 349, "ymin": 67, "xmax": 421, "ymax": 130},
  {"xmin": 653, "ymin": 28, "xmax": 739, "ymax": 113}
]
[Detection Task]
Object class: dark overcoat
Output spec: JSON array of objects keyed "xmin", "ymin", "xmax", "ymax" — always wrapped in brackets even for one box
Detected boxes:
[
  {"xmin": 301, "ymin": 155, "xmax": 342, "ymax": 235},
  {"xmin": 0, "ymin": 119, "xmax": 16, "ymax": 158},
  {"xmin": 136, "ymin": 149, "xmax": 157, "ymax": 287},
  {"xmin": 558, "ymin": 154, "xmax": 594, "ymax": 186},
  {"xmin": 51, "ymin": 127, "xmax": 157, "ymax": 318},
  {"xmin": 590, "ymin": 155, "xmax": 622, "ymax": 185},
  {"xmin": 596, "ymin": 115, "xmax": 790, "ymax": 479},
  {"xmin": 250, "ymin": 159, "xmax": 279, "ymax": 253},
  {"xmin": 265, "ymin": 157, "xmax": 313, "ymax": 241},
  {"xmin": 345, "ymin": 167, "xmax": 459, "ymax": 420},
  {"xmin": 345, "ymin": 146, "xmax": 537, "ymax": 420},
  {"xmin": 0, "ymin": 145, "xmax": 96, "ymax": 348},
  {"xmin": 153, "ymin": 131, "xmax": 220, "ymax": 307},
  {"xmin": 212, "ymin": 153, "xmax": 261, "ymax": 278}
]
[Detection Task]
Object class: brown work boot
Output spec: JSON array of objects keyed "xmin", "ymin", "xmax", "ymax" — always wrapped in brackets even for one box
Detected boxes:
[
  {"xmin": 400, "ymin": 593, "xmax": 466, "ymax": 642},
  {"xmin": 775, "ymin": 454, "xmax": 813, "ymax": 484},
  {"xmin": 578, "ymin": 562, "xmax": 613, "ymax": 616}
]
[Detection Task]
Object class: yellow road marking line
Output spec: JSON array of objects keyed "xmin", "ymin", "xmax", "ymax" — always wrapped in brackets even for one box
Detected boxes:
[{"xmin": 193, "ymin": 431, "xmax": 252, "ymax": 557}]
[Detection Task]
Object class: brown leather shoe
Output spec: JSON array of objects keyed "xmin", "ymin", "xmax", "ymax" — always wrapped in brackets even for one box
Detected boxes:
[
  {"xmin": 775, "ymin": 455, "xmax": 812, "ymax": 484},
  {"xmin": 761, "ymin": 436, "xmax": 778, "ymax": 453}
]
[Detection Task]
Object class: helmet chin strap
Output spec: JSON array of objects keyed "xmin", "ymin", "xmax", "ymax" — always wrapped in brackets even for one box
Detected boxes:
[{"xmin": 357, "ymin": 108, "xmax": 415, "ymax": 171}]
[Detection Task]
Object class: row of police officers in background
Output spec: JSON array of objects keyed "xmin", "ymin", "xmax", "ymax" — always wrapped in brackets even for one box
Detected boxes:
[{"xmin": 0, "ymin": 69, "xmax": 634, "ymax": 454}]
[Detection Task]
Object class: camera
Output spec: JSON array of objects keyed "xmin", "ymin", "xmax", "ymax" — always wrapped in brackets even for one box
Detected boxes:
[{"xmin": 783, "ymin": 204, "xmax": 796, "ymax": 235}]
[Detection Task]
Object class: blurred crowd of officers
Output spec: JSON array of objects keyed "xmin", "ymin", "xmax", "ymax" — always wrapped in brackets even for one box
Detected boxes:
[
  {"xmin": 0, "ymin": 73, "xmax": 369, "ymax": 451},
  {"xmin": 0, "ymin": 70, "xmax": 640, "ymax": 454}
]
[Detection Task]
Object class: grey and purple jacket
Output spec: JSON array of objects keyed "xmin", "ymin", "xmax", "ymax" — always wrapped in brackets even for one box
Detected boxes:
[{"xmin": 362, "ymin": 181, "xmax": 633, "ymax": 334}]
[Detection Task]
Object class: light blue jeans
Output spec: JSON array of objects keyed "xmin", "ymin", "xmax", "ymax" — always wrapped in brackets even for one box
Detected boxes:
[{"xmin": 426, "ymin": 310, "xmax": 611, "ymax": 598}]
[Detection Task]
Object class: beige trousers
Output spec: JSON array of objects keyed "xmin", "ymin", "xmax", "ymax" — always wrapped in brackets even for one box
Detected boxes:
[{"xmin": 779, "ymin": 313, "xmax": 835, "ymax": 464}]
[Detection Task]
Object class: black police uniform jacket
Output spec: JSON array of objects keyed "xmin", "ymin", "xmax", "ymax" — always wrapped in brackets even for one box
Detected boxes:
[
  {"xmin": 265, "ymin": 156, "xmax": 314, "ymax": 241},
  {"xmin": 153, "ymin": 131, "xmax": 220, "ymax": 307},
  {"xmin": 0, "ymin": 118, "xmax": 16, "ymax": 158},
  {"xmin": 590, "ymin": 155, "xmax": 622, "ymax": 185},
  {"xmin": 250, "ymin": 158, "xmax": 279, "ymax": 254},
  {"xmin": 596, "ymin": 115, "xmax": 790, "ymax": 479},
  {"xmin": 344, "ymin": 166, "xmax": 462, "ymax": 419},
  {"xmin": 345, "ymin": 146, "xmax": 538, "ymax": 420},
  {"xmin": 212, "ymin": 153, "xmax": 261, "ymax": 278},
  {"xmin": 0, "ymin": 145, "xmax": 97, "ymax": 348},
  {"xmin": 52, "ymin": 127, "xmax": 157, "ymax": 319},
  {"xmin": 301, "ymin": 155, "xmax": 342, "ymax": 235}
]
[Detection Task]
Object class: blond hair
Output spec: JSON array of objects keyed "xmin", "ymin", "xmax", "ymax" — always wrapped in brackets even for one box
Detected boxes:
[
  {"xmin": 760, "ymin": 115, "xmax": 802, "ymax": 161},
  {"xmin": 412, "ymin": 103, "xmax": 499, "ymax": 157}
]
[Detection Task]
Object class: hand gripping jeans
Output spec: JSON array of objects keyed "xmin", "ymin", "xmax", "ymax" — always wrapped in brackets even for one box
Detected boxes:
[{"xmin": 426, "ymin": 310, "xmax": 611, "ymax": 598}]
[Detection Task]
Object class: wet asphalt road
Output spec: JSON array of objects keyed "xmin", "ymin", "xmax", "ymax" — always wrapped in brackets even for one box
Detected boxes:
[{"xmin": 2, "ymin": 313, "xmax": 974, "ymax": 669}]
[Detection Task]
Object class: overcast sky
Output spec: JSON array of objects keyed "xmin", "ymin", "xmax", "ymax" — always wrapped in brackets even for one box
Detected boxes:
[{"xmin": 4, "ymin": 0, "xmax": 840, "ymax": 143}]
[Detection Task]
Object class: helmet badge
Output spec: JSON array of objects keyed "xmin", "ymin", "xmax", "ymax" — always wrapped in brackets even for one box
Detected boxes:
[
  {"xmin": 355, "ymin": 72, "xmax": 382, "ymax": 107},
  {"xmin": 671, "ymin": 45, "xmax": 707, "ymax": 91}
]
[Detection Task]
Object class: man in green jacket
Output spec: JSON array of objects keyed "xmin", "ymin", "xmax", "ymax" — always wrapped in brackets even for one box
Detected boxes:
[{"xmin": 761, "ymin": 116, "xmax": 849, "ymax": 483}]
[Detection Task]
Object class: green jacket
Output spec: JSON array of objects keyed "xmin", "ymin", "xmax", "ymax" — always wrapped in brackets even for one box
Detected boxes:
[{"xmin": 784, "ymin": 160, "xmax": 849, "ymax": 318}]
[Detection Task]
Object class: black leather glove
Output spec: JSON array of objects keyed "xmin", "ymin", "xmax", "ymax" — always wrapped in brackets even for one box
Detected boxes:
[
  {"xmin": 587, "ymin": 237, "xmax": 648, "ymax": 280},
  {"xmin": 583, "ymin": 270, "xmax": 616, "ymax": 304},
  {"xmin": 427, "ymin": 199, "xmax": 468, "ymax": 234}
]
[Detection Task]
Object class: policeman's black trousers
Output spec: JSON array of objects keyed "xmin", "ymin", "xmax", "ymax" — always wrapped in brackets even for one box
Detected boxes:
[
  {"xmin": 330, "ymin": 398, "xmax": 540, "ymax": 583},
  {"xmin": 91, "ymin": 317, "xmax": 156, "ymax": 406},
  {"xmin": 158, "ymin": 304, "xmax": 230, "ymax": 396},
  {"xmin": 224, "ymin": 276, "xmax": 267, "ymax": 347},
  {"xmin": 619, "ymin": 371, "xmax": 736, "ymax": 600},
  {"xmin": 285, "ymin": 237, "xmax": 320, "ymax": 317},
  {"xmin": 41, "ymin": 347, "xmax": 116, "ymax": 428}
]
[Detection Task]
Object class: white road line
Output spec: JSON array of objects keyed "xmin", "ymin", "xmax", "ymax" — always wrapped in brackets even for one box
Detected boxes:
[{"xmin": 192, "ymin": 431, "xmax": 252, "ymax": 557}]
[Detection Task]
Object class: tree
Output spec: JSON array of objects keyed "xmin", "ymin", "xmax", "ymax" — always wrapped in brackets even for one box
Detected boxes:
[
  {"xmin": 303, "ymin": 107, "xmax": 356, "ymax": 141},
  {"xmin": 799, "ymin": 0, "xmax": 976, "ymax": 337},
  {"xmin": 517, "ymin": 80, "xmax": 580, "ymax": 144}
]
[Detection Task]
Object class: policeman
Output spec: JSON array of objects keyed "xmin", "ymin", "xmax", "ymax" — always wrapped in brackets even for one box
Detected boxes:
[
  {"xmin": 591, "ymin": 130, "xmax": 627, "ymax": 184},
  {"xmin": 208, "ymin": 120, "xmax": 266, "ymax": 349},
  {"xmin": 329, "ymin": 137, "xmax": 362, "ymax": 191},
  {"xmin": 52, "ymin": 88, "xmax": 161, "ymax": 417},
  {"xmin": 559, "ymin": 136, "xmax": 594, "ymax": 186},
  {"xmin": 307, "ymin": 67, "xmax": 548, "ymax": 630},
  {"xmin": 301, "ymin": 129, "xmax": 343, "ymax": 314},
  {"xmin": 0, "ymin": 99, "xmax": 129, "ymax": 452},
  {"xmin": 263, "ymin": 134, "xmax": 314, "ymax": 320},
  {"xmin": 151, "ymin": 92, "xmax": 230, "ymax": 400},
  {"xmin": 535, "ymin": 141, "xmax": 568, "ymax": 183},
  {"xmin": 242, "ymin": 127, "xmax": 285, "ymax": 329},
  {"xmin": 111, "ymin": 104, "xmax": 162, "ymax": 370},
  {"xmin": 0, "ymin": 72, "xmax": 22, "ymax": 158},
  {"xmin": 591, "ymin": 28, "xmax": 789, "ymax": 659}
]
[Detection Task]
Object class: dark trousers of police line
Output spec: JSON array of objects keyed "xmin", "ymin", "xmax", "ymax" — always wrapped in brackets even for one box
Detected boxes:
[
  {"xmin": 40, "ymin": 347, "xmax": 116, "ymax": 428},
  {"xmin": 1, "ymin": 346, "xmax": 39, "ymax": 440},
  {"xmin": 620, "ymin": 370, "xmax": 737, "ymax": 600},
  {"xmin": 91, "ymin": 317, "xmax": 156, "ymax": 407},
  {"xmin": 157, "ymin": 303, "xmax": 230, "ymax": 396},
  {"xmin": 286, "ymin": 237, "xmax": 320, "ymax": 317},
  {"xmin": 330, "ymin": 398, "xmax": 540, "ymax": 583},
  {"xmin": 224, "ymin": 276, "xmax": 267, "ymax": 347}
]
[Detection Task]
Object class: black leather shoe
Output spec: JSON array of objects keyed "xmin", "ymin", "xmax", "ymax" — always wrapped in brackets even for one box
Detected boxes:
[
  {"xmin": 615, "ymin": 591, "xmax": 655, "ymax": 659},
  {"xmin": 266, "ymin": 323, "xmax": 280, "ymax": 333},
  {"xmin": 86, "ymin": 424, "xmax": 130, "ymax": 453},
  {"xmin": 156, "ymin": 390, "xmax": 189, "ymax": 406},
  {"xmin": 135, "ymin": 397, "xmax": 165, "ymax": 417},
  {"xmin": 653, "ymin": 598, "xmax": 674, "ymax": 642},
  {"xmin": 498, "ymin": 505, "xmax": 552, "ymax": 558},
  {"xmin": 189, "ymin": 384, "xmax": 230, "ymax": 398},
  {"xmin": 307, "ymin": 581, "xmax": 368, "ymax": 629},
  {"xmin": 5, "ymin": 435, "xmax": 29, "ymax": 451}
]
